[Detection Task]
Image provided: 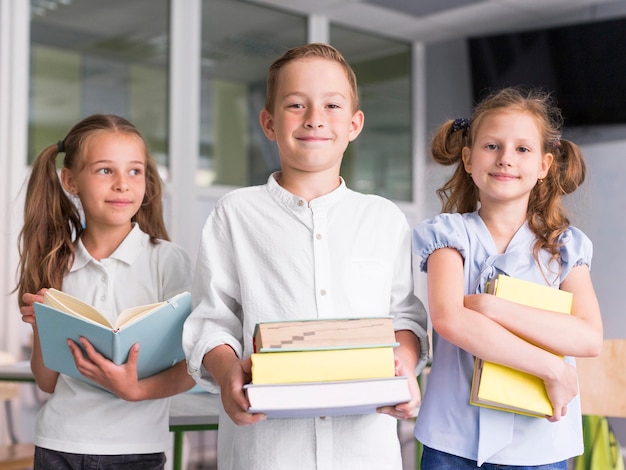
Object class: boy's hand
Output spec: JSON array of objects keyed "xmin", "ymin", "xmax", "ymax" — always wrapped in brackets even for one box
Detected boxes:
[
  {"xmin": 219, "ymin": 357, "xmax": 266, "ymax": 426},
  {"xmin": 20, "ymin": 288, "xmax": 48, "ymax": 325},
  {"xmin": 377, "ymin": 357, "xmax": 421, "ymax": 420}
]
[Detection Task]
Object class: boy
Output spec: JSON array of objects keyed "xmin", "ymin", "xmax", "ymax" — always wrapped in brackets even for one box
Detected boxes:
[{"xmin": 182, "ymin": 43, "xmax": 429, "ymax": 470}]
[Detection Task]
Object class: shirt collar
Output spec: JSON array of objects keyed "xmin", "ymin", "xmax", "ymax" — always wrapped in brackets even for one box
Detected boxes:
[
  {"xmin": 266, "ymin": 171, "xmax": 348, "ymax": 211},
  {"xmin": 69, "ymin": 224, "xmax": 149, "ymax": 272}
]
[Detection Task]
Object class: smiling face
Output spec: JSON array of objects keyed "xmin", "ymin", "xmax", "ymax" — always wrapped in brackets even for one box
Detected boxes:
[
  {"xmin": 61, "ymin": 131, "xmax": 147, "ymax": 234},
  {"xmin": 462, "ymin": 109, "xmax": 553, "ymax": 209},
  {"xmin": 259, "ymin": 57, "xmax": 364, "ymax": 177}
]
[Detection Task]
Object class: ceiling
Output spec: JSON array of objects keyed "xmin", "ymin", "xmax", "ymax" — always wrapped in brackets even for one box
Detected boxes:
[{"xmin": 250, "ymin": 0, "xmax": 626, "ymax": 43}]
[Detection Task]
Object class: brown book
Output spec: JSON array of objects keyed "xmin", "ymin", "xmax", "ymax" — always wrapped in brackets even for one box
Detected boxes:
[{"xmin": 252, "ymin": 317, "xmax": 397, "ymax": 352}]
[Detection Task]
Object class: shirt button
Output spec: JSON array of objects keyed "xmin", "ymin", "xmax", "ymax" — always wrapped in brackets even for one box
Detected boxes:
[
  {"xmin": 315, "ymin": 233, "xmax": 322, "ymax": 240},
  {"xmin": 100, "ymin": 296, "xmax": 105, "ymax": 301},
  {"xmin": 297, "ymin": 199, "xmax": 305, "ymax": 206},
  {"xmin": 320, "ymin": 289, "xmax": 327, "ymax": 296}
]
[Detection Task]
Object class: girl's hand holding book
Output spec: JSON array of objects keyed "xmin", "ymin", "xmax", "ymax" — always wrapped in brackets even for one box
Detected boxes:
[
  {"xmin": 19, "ymin": 288, "xmax": 48, "ymax": 325},
  {"xmin": 68, "ymin": 337, "xmax": 142, "ymax": 400},
  {"xmin": 543, "ymin": 359, "xmax": 578, "ymax": 423}
]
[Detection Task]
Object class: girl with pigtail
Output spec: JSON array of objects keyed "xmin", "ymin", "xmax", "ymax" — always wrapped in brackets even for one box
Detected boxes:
[
  {"xmin": 412, "ymin": 87, "xmax": 603, "ymax": 469},
  {"xmin": 16, "ymin": 114, "xmax": 194, "ymax": 469}
]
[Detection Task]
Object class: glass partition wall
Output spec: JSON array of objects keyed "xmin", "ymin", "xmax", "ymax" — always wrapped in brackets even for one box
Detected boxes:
[
  {"xmin": 29, "ymin": 0, "xmax": 170, "ymax": 171},
  {"xmin": 198, "ymin": 0, "xmax": 307, "ymax": 187},
  {"xmin": 331, "ymin": 25, "xmax": 413, "ymax": 201},
  {"xmin": 28, "ymin": 0, "xmax": 414, "ymax": 197}
]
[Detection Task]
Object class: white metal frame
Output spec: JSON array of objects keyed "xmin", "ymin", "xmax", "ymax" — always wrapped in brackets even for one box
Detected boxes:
[{"xmin": 0, "ymin": 0, "xmax": 31, "ymax": 356}]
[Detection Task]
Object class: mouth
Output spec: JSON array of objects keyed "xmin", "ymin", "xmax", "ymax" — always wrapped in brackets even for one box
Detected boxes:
[
  {"xmin": 490, "ymin": 172, "xmax": 518, "ymax": 181},
  {"xmin": 107, "ymin": 199, "xmax": 133, "ymax": 207},
  {"xmin": 297, "ymin": 135, "xmax": 330, "ymax": 142}
]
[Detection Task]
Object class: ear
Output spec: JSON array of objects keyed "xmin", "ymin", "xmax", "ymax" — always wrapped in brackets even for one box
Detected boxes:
[
  {"xmin": 462, "ymin": 146, "xmax": 472, "ymax": 173},
  {"xmin": 259, "ymin": 109, "xmax": 276, "ymax": 141},
  {"xmin": 60, "ymin": 167, "xmax": 78, "ymax": 195},
  {"xmin": 348, "ymin": 110, "xmax": 365, "ymax": 142},
  {"xmin": 540, "ymin": 152, "xmax": 554, "ymax": 179}
]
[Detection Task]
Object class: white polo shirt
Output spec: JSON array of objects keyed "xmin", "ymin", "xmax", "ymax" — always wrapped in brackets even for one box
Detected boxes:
[{"xmin": 35, "ymin": 224, "xmax": 192, "ymax": 455}]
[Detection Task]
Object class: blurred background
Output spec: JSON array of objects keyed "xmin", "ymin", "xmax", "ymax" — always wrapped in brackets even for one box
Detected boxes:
[{"xmin": 3, "ymin": 1, "xmax": 626, "ymax": 468}]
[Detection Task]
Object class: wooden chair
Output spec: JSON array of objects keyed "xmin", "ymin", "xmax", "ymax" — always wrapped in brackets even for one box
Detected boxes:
[
  {"xmin": 574, "ymin": 339, "xmax": 626, "ymax": 469},
  {"xmin": 577, "ymin": 339, "xmax": 626, "ymax": 418},
  {"xmin": 0, "ymin": 352, "xmax": 34, "ymax": 470}
]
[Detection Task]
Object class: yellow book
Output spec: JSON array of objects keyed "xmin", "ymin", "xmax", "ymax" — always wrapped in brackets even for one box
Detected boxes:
[
  {"xmin": 251, "ymin": 346, "xmax": 395, "ymax": 385},
  {"xmin": 470, "ymin": 275, "xmax": 572, "ymax": 417}
]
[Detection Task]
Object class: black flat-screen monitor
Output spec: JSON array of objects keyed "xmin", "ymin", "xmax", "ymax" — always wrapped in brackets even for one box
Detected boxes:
[{"xmin": 468, "ymin": 17, "xmax": 626, "ymax": 127}]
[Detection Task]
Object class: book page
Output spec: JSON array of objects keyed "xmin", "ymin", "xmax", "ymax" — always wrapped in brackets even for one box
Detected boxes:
[
  {"xmin": 44, "ymin": 289, "xmax": 113, "ymax": 328},
  {"xmin": 115, "ymin": 301, "xmax": 165, "ymax": 329},
  {"xmin": 44, "ymin": 289, "xmax": 177, "ymax": 331}
]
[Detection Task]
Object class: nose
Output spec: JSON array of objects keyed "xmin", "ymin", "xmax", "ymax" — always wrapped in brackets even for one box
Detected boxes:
[
  {"xmin": 304, "ymin": 107, "xmax": 324, "ymax": 129},
  {"xmin": 114, "ymin": 175, "xmax": 129, "ymax": 192},
  {"xmin": 496, "ymin": 148, "xmax": 513, "ymax": 167}
]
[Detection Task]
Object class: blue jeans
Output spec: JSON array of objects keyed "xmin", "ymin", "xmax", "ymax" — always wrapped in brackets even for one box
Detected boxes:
[
  {"xmin": 34, "ymin": 446, "xmax": 166, "ymax": 470},
  {"xmin": 421, "ymin": 445, "xmax": 568, "ymax": 470}
]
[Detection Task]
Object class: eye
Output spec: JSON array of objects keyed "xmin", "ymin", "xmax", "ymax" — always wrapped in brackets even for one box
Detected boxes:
[
  {"xmin": 485, "ymin": 143, "xmax": 498, "ymax": 150},
  {"xmin": 327, "ymin": 103, "xmax": 341, "ymax": 109},
  {"xmin": 517, "ymin": 146, "xmax": 531, "ymax": 153},
  {"xmin": 96, "ymin": 167, "xmax": 112, "ymax": 175},
  {"xmin": 287, "ymin": 103, "xmax": 304, "ymax": 109},
  {"xmin": 129, "ymin": 168, "xmax": 143, "ymax": 176}
]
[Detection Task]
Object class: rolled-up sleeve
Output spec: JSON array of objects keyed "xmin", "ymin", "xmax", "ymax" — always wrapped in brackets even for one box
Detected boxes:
[{"xmin": 182, "ymin": 207, "xmax": 244, "ymax": 392}]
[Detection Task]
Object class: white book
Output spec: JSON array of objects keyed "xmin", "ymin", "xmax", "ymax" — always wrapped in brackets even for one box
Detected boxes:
[{"xmin": 244, "ymin": 376, "xmax": 411, "ymax": 419}]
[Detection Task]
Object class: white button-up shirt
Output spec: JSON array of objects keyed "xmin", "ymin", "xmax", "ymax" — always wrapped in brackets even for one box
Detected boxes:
[{"xmin": 183, "ymin": 173, "xmax": 429, "ymax": 470}]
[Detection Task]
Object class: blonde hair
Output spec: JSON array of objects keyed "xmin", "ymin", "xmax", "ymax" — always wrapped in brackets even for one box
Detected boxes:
[
  {"xmin": 264, "ymin": 42, "xmax": 359, "ymax": 114},
  {"xmin": 16, "ymin": 114, "xmax": 169, "ymax": 304},
  {"xmin": 431, "ymin": 87, "xmax": 586, "ymax": 265}
]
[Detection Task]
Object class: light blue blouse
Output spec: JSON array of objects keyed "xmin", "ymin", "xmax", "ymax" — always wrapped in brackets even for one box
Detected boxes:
[{"xmin": 412, "ymin": 211, "xmax": 592, "ymax": 466}]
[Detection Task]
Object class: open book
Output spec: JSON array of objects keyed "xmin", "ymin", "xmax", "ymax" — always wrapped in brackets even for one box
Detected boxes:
[
  {"xmin": 34, "ymin": 288, "xmax": 192, "ymax": 387},
  {"xmin": 470, "ymin": 275, "xmax": 572, "ymax": 417}
]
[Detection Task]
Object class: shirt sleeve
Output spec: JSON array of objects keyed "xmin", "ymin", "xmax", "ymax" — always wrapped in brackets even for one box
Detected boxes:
[
  {"xmin": 383, "ymin": 204, "xmax": 430, "ymax": 375},
  {"xmin": 182, "ymin": 203, "xmax": 244, "ymax": 392},
  {"xmin": 559, "ymin": 225, "xmax": 593, "ymax": 282},
  {"xmin": 412, "ymin": 213, "xmax": 468, "ymax": 273}
]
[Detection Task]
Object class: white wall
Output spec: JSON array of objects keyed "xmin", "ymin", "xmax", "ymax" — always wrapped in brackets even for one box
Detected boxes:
[{"xmin": 571, "ymin": 138, "xmax": 626, "ymax": 338}]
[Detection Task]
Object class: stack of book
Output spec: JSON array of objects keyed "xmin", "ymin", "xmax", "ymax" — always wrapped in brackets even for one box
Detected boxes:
[
  {"xmin": 469, "ymin": 275, "xmax": 573, "ymax": 418},
  {"xmin": 244, "ymin": 316, "xmax": 411, "ymax": 418}
]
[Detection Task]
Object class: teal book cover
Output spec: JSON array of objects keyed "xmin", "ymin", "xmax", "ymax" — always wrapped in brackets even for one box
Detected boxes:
[{"xmin": 34, "ymin": 290, "xmax": 192, "ymax": 389}]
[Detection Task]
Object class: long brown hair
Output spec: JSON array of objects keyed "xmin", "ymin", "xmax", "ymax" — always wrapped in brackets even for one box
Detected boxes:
[
  {"xmin": 431, "ymin": 87, "xmax": 586, "ymax": 266},
  {"xmin": 16, "ymin": 114, "xmax": 169, "ymax": 304}
]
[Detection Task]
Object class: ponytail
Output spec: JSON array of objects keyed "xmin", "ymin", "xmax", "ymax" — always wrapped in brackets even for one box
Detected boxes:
[{"xmin": 16, "ymin": 145, "xmax": 82, "ymax": 304}]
